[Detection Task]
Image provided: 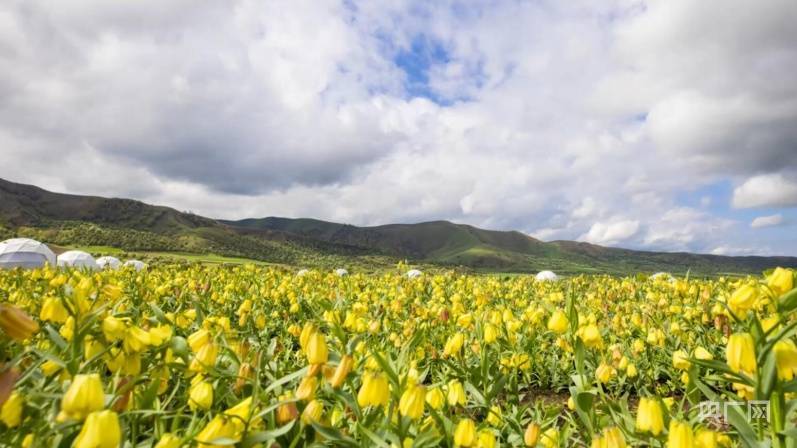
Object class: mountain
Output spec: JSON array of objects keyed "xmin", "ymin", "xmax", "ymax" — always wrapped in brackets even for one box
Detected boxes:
[{"xmin": 2, "ymin": 177, "xmax": 796, "ymax": 274}]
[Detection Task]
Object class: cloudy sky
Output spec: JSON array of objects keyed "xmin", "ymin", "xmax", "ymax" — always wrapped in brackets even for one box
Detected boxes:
[{"xmin": 1, "ymin": 0, "xmax": 796, "ymax": 255}]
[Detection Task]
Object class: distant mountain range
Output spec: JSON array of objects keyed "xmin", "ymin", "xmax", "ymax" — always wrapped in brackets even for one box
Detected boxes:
[{"xmin": 1, "ymin": 177, "xmax": 795, "ymax": 275}]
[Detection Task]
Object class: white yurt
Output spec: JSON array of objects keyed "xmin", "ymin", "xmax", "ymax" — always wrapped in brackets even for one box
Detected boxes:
[
  {"xmin": 535, "ymin": 270, "xmax": 559, "ymax": 282},
  {"xmin": 0, "ymin": 238, "xmax": 56, "ymax": 269},
  {"xmin": 124, "ymin": 260, "xmax": 147, "ymax": 271},
  {"xmin": 297, "ymin": 269, "xmax": 310, "ymax": 276},
  {"xmin": 96, "ymin": 256, "xmax": 122, "ymax": 270},
  {"xmin": 57, "ymin": 250, "xmax": 98, "ymax": 270},
  {"xmin": 406, "ymin": 269, "xmax": 422, "ymax": 279},
  {"xmin": 650, "ymin": 272, "xmax": 674, "ymax": 282},
  {"xmin": 335, "ymin": 268, "xmax": 348, "ymax": 277}
]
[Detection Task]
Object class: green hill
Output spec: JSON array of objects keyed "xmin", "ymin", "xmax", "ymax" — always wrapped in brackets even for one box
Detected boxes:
[{"xmin": 2, "ymin": 177, "xmax": 796, "ymax": 275}]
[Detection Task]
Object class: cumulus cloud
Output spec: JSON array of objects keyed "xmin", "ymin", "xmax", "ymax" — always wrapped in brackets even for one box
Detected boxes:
[
  {"xmin": 0, "ymin": 0, "xmax": 795, "ymax": 255},
  {"xmin": 733, "ymin": 174, "xmax": 797, "ymax": 208},
  {"xmin": 580, "ymin": 220, "xmax": 640, "ymax": 245},
  {"xmin": 751, "ymin": 214, "xmax": 785, "ymax": 228}
]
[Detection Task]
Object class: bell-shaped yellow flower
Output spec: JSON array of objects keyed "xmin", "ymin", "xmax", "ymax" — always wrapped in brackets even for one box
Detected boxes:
[
  {"xmin": 154, "ymin": 433, "xmax": 181, "ymax": 448},
  {"xmin": 73, "ymin": 410, "xmax": 121, "ymax": 448},
  {"xmin": 695, "ymin": 429, "xmax": 719, "ymax": 448},
  {"xmin": 729, "ymin": 283, "xmax": 759, "ymax": 315},
  {"xmin": 477, "ymin": 429, "xmax": 496, "ymax": 448},
  {"xmin": 577, "ymin": 324, "xmax": 603, "ymax": 348},
  {"xmin": 425, "ymin": 387, "xmax": 445, "ymax": 410},
  {"xmin": 301, "ymin": 399, "xmax": 323, "ymax": 424},
  {"xmin": 189, "ymin": 380, "xmax": 213, "ymax": 410},
  {"xmin": 483, "ymin": 324, "xmax": 498, "ymax": 344},
  {"xmin": 666, "ymin": 420, "xmax": 694, "ymax": 448},
  {"xmin": 768, "ymin": 267, "xmax": 793, "ymax": 297},
  {"xmin": 305, "ymin": 333, "xmax": 328, "ymax": 365},
  {"xmin": 329, "ymin": 355, "xmax": 353, "ymax": 388},
  {"xmin": 726, "ymin": 333, "xmax": 757, "ymax": 374},
  {"xmin": 444, "ymin": 333, "xmax": 465, "ymax": 357},
  {"xmin": 295, "ymin": 375, "xmax": 318, "ymax": 401},
  {"xmin": 40, "ymin": 296, "xmax": 68, "ymax": 323},
  {"xmin": 635, "ymin": 397, "xmax": 664, "ymax": 435},
  {"xmin": 453, "ymin": 418, "xmax": 476, "ymax": 447},
  {"xmin": 524, "ymin": 423, "xmax": 540, "ymax": 446},
  {"xmin": 547, "ymin": 310, "xmax": 569, "ymax": 334},
  {"xmin": 398, "ymin": 384, "xmax": 426, "ymax": 419},
  {"xmin": 102, "ymin": 316, "xmax": 127, "ymax": 342},
  {"xmin": 0, "ymin": 391, "xmax": 23, "ymax": 427},
  {"xmin": 774, "ymin": 339, "xmax": 797, "ymax": 380},
  {"xmin": 0, "ymin": 304, "xmax": 39, "ymax": 341},
  {"xmin": 61, "ymin": 374, "xmax": 105, "ymax": 420},
  {"xmin": 600, "ymin": 427, "xmax": 627, "ymax": 448},
  {"xmin": 195, "ymin": 415, "xmax": 237, "ymax": 447},
  {"xmin": 672, "ymin": 350, "xmax": 690, "ymax": 370},
  {"xmin": 357, "ymin": 372, "xmax": 389, "ymax": 408},
  {"xmin": 447, "ymin": 379, "xmax": 467, "ymax": 406}
]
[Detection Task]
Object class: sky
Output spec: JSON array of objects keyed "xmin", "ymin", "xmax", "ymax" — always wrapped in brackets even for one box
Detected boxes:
[{"xmin": 1, "ymin": 0, "xmax": 796, "ymax": 256}]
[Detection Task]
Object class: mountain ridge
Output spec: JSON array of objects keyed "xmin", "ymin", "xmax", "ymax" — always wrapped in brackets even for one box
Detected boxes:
[{"xmin": 2, "ymin": 177, "xmax": 796, "ymax": 274}]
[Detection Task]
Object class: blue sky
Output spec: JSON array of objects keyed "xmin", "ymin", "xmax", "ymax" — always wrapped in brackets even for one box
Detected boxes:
[{"xmin": 0, "ymin": 0, "xmax": 796, "ymax": 255}]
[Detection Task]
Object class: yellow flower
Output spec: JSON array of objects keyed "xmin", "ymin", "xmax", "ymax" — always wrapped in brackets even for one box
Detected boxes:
[
  {"xmin": 22, "ymin": 434, "xmax": 33, "ymax": 448},
  {"xmin": 577, "ymin": 324, "xmax": 603, "ymax": 348},
  {"xmin": 768, "ymin": 267, "xmax": 793, "ymax": 297},
  {"xmin": 276, "ymin": 396, "xmax": 299, "ymax": 425},
  {"xmin": 726, "ymin": 333, "xmax": 757, "ymax": 374},
  {"xmin": 444, "ymin": 333, "xmax": 466, "ymax": 357},
  {"xmin": 524, "ymin": 423, "xmax": 540, "ymax": 446},
  {"xmin": 195, "ymin": 415, "xmax": 238, "ymax": 447},
  {"xmin": 601, "ymin": 427, "xmax": 627, "ymax": 448},
  {"xmin": 447, "ymin": 379, "xmax": 467, "ymax": 406},
  {"xmin": 329, "ymin": 355, "xmax": 353, "ymax": 388},
  {"xmin": 40, "ymin": 296, "xmax": 68, "ymax": 323},
  {"xmin": 477, "ymin": 429, "xmax": 496, "ymax": 448},
  {"xmin": 61, "ymin": 374, "xmax": 105, "ymax": 420},
  {"xmin": 729, "ymin": 283, "xmax": 758, "ymax": 315},
  {"xmin": 774, "ymin": 339, "xmax": 797, "ymax": 380},
  {"xmin": 299, "ymin": 322, "xmax": 317, "ymax": 351},
  {"xmin": 694, "ymin": 347, "xmax": 713, "ymax": 361},
  {"xmin": 123, "ymin": 326, "xmax": 152, "ymax": 353},
  {"xmin": 1, "ymin": 392, "xmax": 23, "ymax": 427},
  {"xmin": 190, "ymin": 343, "xmax": 219, "ymax": 372},
  {"xmin": 672, "ymin": 350, "xmax": 690, "ymax": 370},
  {"xmin": 154, "ymin": 433, "xmax": 181, "ymax": 448},
  {"xmin": 547, "ymin": 310, "xmax": 569, "ymax": 334},
  {"xmin": 399, "ymin": 384, "xmax": 426, "ymax": 419},
  {"xmin": 453, "ymin": 418, "xmax": 476, "ymax": 447},
  {"xmin": 483, "ymin": 324, "xmax": 498, "ymax": 344},
  {"xmin": 695, "ymin": 429, "xmax": 719, "ymax": 448},
  {"xmin": 357, "ymin": 372, "xmax": 389, "ymax": 408},
  {"xmin": 187, "ymin": 329, "xmax": 211, "ymax": 352},
  {"xmin": 301, "ymin": 399, "xmax": 323, "ymax": 424},
  {"xmin": 626, "ymin": 363, "xmax": 638, "ymax": 378},
  {"xmin": 306, "ymin": 332, "xmax": 328, "ymax": 365},
  {"xmin": 148, "ymin": 324, "xmax": 173, "ymax": 346},
  {"xmin": 73, "ymin": 410, "xmax": 121, "ymax": 448},
  {"xmin": 189, "ymin": 380, "xmax": 213, "ymax": 410},
  {"xmin": 295, "ymin": 375, "xmax": 318, "ymax": 401},
  {"xmin": 540, "ymin": 427, "xmax": 559, "ymax": 448},
  {"xmin": 486, "ymin": 405, "xmax": 502, "ymax": 427},
  {"xmin": 635, "ymin": 397, "xmax": 664, "ymax": 435},
  {"xmin": 102, "ymin": 316, "xmax": 127, "ymax": 342},
  {"xmin": 426, "ymin": 387, "xmax": 445, "ymax": 410},
  {"xmin": 0, "ymin": 304, "xmax": 39, "ymax": 340},
  {"xmin": 667, "ymin": 421, "xmax": 694, "ymax": 448},
  {"xmin": 595, "ymin": 363, "xmax": 616, "ymax": 384}
]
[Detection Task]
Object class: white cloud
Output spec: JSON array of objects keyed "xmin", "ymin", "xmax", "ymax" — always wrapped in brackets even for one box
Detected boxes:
[
  {"xmin": 733, "ymin": 174, "xmax": 797, "ymax": 208},
  {"xmin": 751, "ymin": 214, "xmax": 784, "ymax": 228},
  {"xmin": 580, "ymin": 220, "xmax": 640, "ymax": 245}
]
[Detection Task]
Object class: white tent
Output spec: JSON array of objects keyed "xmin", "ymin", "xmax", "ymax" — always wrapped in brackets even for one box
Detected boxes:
[
  {"xmin": 406, "ymin": 269, "xmax": 422, "ymax": 279},
  {"xmin": 124, "ymin": 260, "xmax": 147, "ymax": 271},
  {"xmin": 650, "ymin": 272, "xmax": 674, "ymax": 282},
  {"xmin": 0, "ymin": 238, "xmax": 56, "ymax": 269},
  {"xmin": 296, "ymin": 269, "xmax": 310, "ymax": 276},
  {"xmin": 96, "ymin": 256, "xmax": 122, "ymax": 270},
  {"xmin": 57, "ymin": 250, "xmax": 98, "ymax": 270},
  {"xmin": 335, "ymin": 268, "xmax": 348, "ymax": 277},
  {"xmin": 535, "ymin": 270, "xmax": 559, "ymax": 282}
]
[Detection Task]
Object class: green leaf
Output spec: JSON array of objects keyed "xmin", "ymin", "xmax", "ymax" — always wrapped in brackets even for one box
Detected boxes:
[
  {"xmin": 240, "ymin": 421, "xmax": 295, "ymax": 448},
  {"xmin": 264, "ymin": 367, "xmax": 309, "ymax": 394},
  {"xmin": 356, "ymin": 424, "xmax": 391, "ymax": 448}
]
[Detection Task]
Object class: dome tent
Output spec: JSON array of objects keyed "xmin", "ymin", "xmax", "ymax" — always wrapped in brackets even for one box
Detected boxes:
[
  {"xmin": 124, "ymin": 260, "xmax": 147, "ymax": 271},
  {"xmin": 335, "ymin": 268, "xmax": 348, "ymax": 277},
  {"xmin": 96, "ymin": 256, "xmax": 122, "ymax": 270},
  {"xmin": 406, "ymin": 269, "xmax": 422, "ymax": 279},
  {"xmin": 0, "ymin": 238, "xmax": 56, "ymax": 269},
  {"xmin": 535, "ymin": 270, "xmax": 559, "ymax": 282},
  {"xmin": 57, "ymin": 250, "xmax": 98, "ymax": 269},
  {"xmin": 650, "ymin": 272, "xmax": 674, "ymax": 282},
  {"xmin": 297, "ymin": 269, "xmax": 310, "ymax": 276}
]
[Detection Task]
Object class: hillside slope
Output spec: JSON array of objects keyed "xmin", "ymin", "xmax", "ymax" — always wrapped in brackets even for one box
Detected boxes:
[{"xmin": 2, "ymin": 177, "xmax": 796, "ymax": 274}]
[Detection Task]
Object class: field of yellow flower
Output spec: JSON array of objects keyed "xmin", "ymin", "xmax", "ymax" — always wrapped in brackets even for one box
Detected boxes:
[{"xmin": 1, "ymin": 264, "xmax": 796, "ymax": 447}]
